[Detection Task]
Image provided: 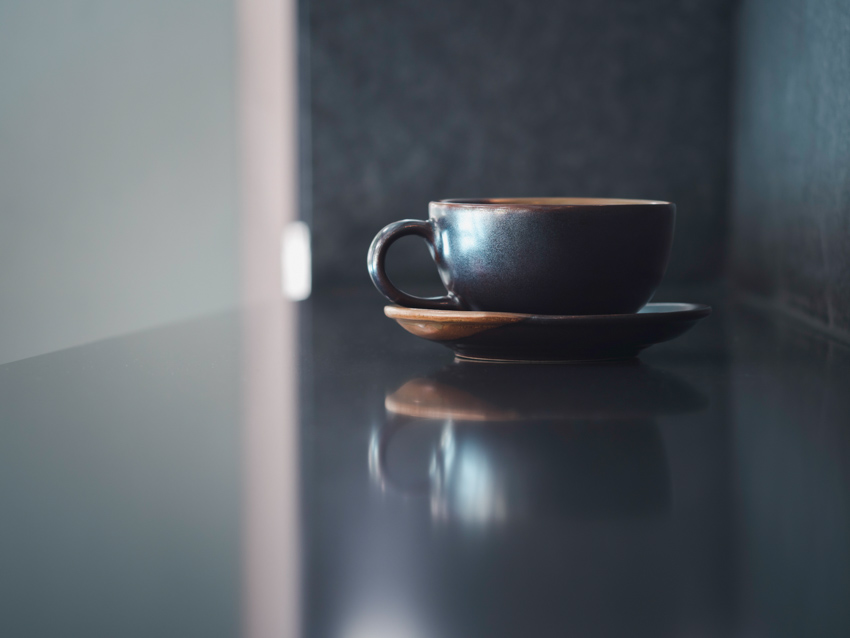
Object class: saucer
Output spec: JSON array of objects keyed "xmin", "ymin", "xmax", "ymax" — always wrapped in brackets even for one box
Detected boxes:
[{"xmin": 384, "ymin": 303, "xmax": 711, "ymax": 363}]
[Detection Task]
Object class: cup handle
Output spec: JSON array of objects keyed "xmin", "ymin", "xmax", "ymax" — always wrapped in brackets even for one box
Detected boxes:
[
  {"xmin": 368, "ymin": 416, "xmax": 434, "ymax": 496},
  {"xmin": 367, "ymin": 219, "xmax": 463, "ymax": 310}
]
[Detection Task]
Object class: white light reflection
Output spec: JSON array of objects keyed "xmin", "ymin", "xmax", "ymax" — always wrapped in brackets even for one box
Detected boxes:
[
  {"xmin": 368, "ymin": 426, "xmax": 386, "ymax": 493},
  {"xmin": 456, "ymin": 214, "xmax": 478, "ymax": 251},
  {"xmin": 450, "ymin": 448, "xmax": 507, "ymax": 525},
  {"xmin": 282, "ymin": 221, "xmax": 312, "ymax": 301},
  {"xmin": 343, "ymin": 609, "xmax": 425, "ymax": 638},
  {"xmin": 431, "ymin": 423, "xmax": 507, "ymax": 526}
]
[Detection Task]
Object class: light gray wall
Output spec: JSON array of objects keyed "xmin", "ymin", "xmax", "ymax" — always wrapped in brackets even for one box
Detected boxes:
[{"xmin": 0, "ymin": 1, "xmax": 239, "ymax": 364}]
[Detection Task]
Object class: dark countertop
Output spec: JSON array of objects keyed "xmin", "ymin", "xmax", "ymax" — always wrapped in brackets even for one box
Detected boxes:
[{"xmin": 2, "ymin": 287, "xmax": 849, "ymax": 637}]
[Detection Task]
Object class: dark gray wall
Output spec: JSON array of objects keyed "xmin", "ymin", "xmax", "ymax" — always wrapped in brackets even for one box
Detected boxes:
[
  {"xmin": 307, "ymin": 0, "xmax": 735, "ymax": 289},
  {"xmin": 731, "ymin": 0, "xmax": 850, "ymax": 341}
]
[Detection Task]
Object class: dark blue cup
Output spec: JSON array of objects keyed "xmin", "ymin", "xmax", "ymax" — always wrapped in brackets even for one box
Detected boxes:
[{"xmin": 368, "ymin": 198, "xmax": 675, "ymax": 316}]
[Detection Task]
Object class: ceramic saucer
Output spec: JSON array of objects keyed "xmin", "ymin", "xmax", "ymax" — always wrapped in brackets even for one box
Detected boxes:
[{"xmin": 385, "ymin": 303, "xmax": 711, "ymax": 363}]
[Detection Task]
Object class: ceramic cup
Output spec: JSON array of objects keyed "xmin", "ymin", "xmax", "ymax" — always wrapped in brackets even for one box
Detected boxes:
[{"xmin": 367, "ymin": 198, "xmax": 675, "ymax": 315}]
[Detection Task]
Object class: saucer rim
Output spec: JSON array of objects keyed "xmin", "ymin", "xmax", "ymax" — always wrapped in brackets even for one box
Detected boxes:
[{"xmin": 385, "ymin": 302, "xmax": 712, "ymax": 324}]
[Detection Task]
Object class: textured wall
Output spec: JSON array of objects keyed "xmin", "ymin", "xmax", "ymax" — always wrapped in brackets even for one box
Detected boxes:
[
  {"xmin": 731, "ymin": 0, "xmax": 850, "ymax": 340},
  {"xmin": 307, "ymin": 0, "xmax": 735, "ymax": 289}
]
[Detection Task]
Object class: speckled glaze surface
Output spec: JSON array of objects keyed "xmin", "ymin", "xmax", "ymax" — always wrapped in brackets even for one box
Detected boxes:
[
  {"xmin": 385, "ymin": 302, "xmax": 711, "ymax": 362},
  {"xmin": 369, "ymin": 198, "xmax": 676, "ymax": 315}
]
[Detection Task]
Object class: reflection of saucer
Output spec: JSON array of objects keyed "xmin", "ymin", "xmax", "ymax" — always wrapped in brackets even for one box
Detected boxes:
[
  {"xmin": 385, "ymin": 303, "xmax": 710, "ymax": 362},
  {"xmin": 386, "ymin": 360, "xmax": 708, "ymax": 421}
]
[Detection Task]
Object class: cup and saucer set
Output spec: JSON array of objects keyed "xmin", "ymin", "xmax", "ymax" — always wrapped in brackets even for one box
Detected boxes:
[{"xmin": 368, "ymin": 198, "xmax": 710, "ymax": 363}]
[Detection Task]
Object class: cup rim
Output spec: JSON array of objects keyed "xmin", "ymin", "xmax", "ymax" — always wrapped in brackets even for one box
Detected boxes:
[{"xmin": 435, "ymin": 197, "xmax": 672, "ymax": 208}]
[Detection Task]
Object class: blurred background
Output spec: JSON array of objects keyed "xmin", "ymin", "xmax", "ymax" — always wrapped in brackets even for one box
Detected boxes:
[
  {"xmin": 2, "ymin": 0, "xmax": 848, "ymax": 364},
  {"xmin": 308, "ymin": 0, "xmax": 732, "ymax": 290}
]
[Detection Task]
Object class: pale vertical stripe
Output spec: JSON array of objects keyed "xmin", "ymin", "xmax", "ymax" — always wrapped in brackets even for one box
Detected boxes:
[{"xmin": 238, "ymin": 0, "xmax": 300, "ymax": 637}]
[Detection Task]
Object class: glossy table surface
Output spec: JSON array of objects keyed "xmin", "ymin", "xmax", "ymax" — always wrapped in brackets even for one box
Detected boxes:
[{"xmin": 2, "ymin": 287, "xmax": 849, "ymax": 637}]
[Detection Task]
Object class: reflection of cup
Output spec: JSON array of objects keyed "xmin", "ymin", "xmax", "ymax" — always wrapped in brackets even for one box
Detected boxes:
[
  {"xmin": 372, "ymin": 361, "xmax": 706, "ymax": 523},
  {"xmin": 372, "ymin": 415, "xmax": 671, "ymax": 524},
  {"xmin": 368, "ymin": 198, "xmax": 675, "ymax": 314}
]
